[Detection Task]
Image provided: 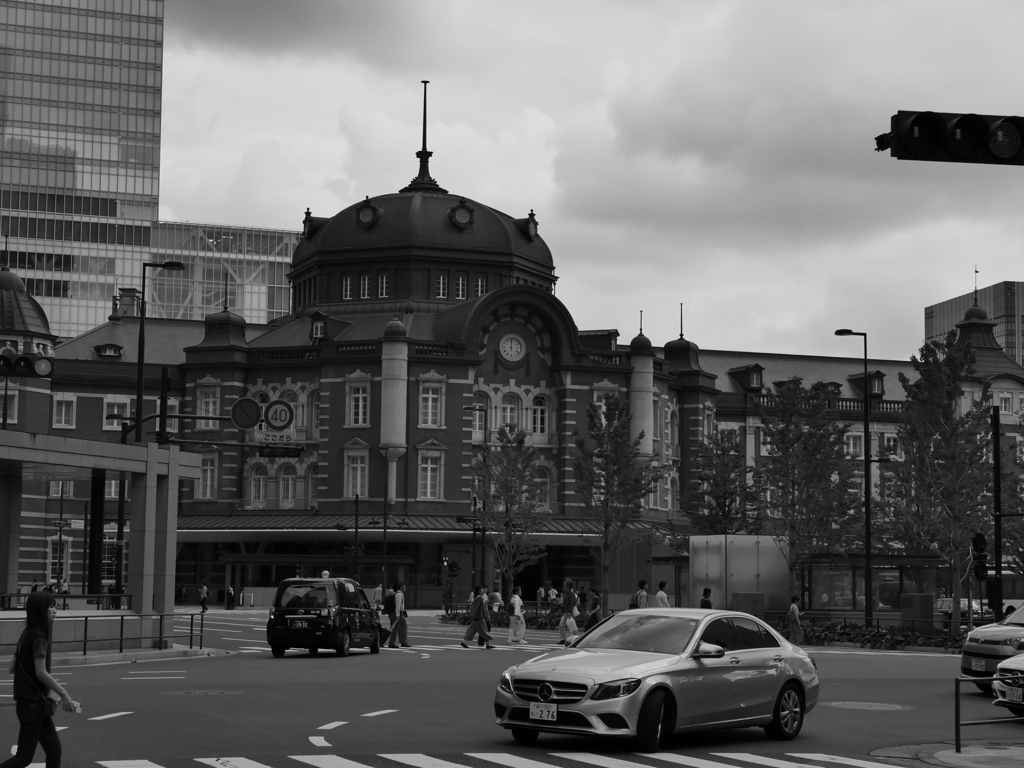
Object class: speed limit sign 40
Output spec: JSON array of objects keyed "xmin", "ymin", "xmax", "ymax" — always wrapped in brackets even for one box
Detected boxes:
[{"xmin": 264, "ymin": 399, "xmax": 294, "ymax": 431}]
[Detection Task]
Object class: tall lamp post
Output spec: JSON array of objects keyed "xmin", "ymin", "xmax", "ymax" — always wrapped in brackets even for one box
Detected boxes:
[
  {"xmin": 136, "ymin": 261, "xmax": 185, "ymax": 441},
  {"xmin": 463, "ymin": 403, "xmax": 489, "ymax": 587},
  {"xmin": 835, "ymin": 328, "xmax": 873, "ymax": 623}
]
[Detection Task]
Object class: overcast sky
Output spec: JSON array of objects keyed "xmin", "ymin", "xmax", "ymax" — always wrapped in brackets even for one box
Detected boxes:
[{"xmin": 159, "ymin": 0, "xmax": 1024, "ymax": 362}]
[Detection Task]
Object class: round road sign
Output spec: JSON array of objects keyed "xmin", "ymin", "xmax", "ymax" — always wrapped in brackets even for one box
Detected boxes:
[
  {"xmin": 264, "ymin": 399, "xmax": 294, "ymax": 431},
  {"xmin": 231, "ymin": 397, "xmax": 263, "ymax": 430}
]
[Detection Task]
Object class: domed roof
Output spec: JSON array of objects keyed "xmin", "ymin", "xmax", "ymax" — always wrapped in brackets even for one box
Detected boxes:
[
  {"xmin": 964, "ymin": 303, "xmax": 988, "ymax": 321},
  {"xmin": 0, "ymin": 267, "xmax": 55, "ymax": 339},
  {"xmin": 293, "ymin": 189, "xmax": 552, "ymax": 270},
  {"xmin": 383, "ymin": 316, "xmax": 408, "ymax": 338},
  {"xmin": 629, "ymin": 332, "xmax": 653, "ymax": 352}
]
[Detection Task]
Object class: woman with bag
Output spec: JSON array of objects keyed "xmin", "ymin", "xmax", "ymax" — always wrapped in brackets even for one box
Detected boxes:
[
  {"xmin": 558, "ymin": 578, "xmax": 578, "ymax": 645},
  {"xmin": 2, "ymin": 591, "xmax": 80, "ymax": 768}
]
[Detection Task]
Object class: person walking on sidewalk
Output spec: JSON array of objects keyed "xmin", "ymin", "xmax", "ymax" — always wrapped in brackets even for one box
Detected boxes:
[
  {"xmin": 388, "ymin": 582, "xmax": 411, "ymax": 648},
  {"xmin": 199, "ymin": 584, "xmax": 208, "ymax": 613},
  {"xmin": 629, "ymin": 580, "xmax": 649, "ymax": 609},
  {"xmin": 558, "ymin": 578, "xmax": 579, "ymax": 645},
  {"xmin": 584, "ymin": 587, "xmax": 603, "ymax": 631},
  {"xmin": 655, "ymin": 581, "xmax": 670, "ymax": 608},
  {"xmin": 787, "ymin": 596, "xmax": 804, "ymax": 645},
  {"xmin": 699, "ymin": 587, "xmax": 713, "ymax": 609},
  {"xmin": 508, "ymin": 586, "xmax": 526, "ymax": 644},
  {"xmin": 461, "ymin": 586, "xmax": 495, "ymax": 649},
  {"xmin": 1, "ymin": 592, "xmax": 81, "ymax": 768}
]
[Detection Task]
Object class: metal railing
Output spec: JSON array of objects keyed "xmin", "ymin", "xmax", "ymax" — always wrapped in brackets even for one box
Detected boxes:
[
  {"xmin": 0, "ymin": 593, "xmax": 133, "ymax": 611},
  {"xmin": 0, "ymin": 612, "xmax": 204, "ymax": 657},
  {"xmin": 954, "ymin": 674, "xmax": 1024, "ymax": 752}
]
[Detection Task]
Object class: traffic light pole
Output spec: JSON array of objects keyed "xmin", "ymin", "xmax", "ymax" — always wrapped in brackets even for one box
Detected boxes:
[{"xmin": 993, "ymin": 406, "xmax": 1003, "ymax": 621}]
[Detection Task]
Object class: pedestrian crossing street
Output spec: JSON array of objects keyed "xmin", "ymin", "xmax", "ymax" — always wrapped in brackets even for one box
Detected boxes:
[{"xmin": 83, "ymin": 751, "xmax": 900, "ymax": 768}]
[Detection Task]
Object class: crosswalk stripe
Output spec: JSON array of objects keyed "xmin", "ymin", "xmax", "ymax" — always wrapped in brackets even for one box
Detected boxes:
[
  {"xmin": 196, "ymin": 758, "xmax": 277, "ymax": 768},
  {"xmin": 467, "ymin": 753, "xmax": 563, "ymax": 768},
  {"xmin": 98, "ymin": 761, "xmax": 164, "ymax": 768},
  {"xmin": 89, "ymin": 711, "xmax": 133, "ymax": 721},
  {"xmin": 711, "ymin": 754, "xmax": 827, "ymax": 768},
  {"xmin": 643, "ymin": 754, "xmax": 742, "ymax": 768},
  {"xmin": 555, "ymin": 755, "xmax": 658, "ymax": 768},
  {"xmin": 788, "ymin": 756, "xmax": 897, "ymax": 768},
  {"xmin": 290, "ymin": 757, "xmax": 376, "ymax": 768},
  {"xmin": 379, "ymin": 756, "xmax": 466, "ymax": 768}
]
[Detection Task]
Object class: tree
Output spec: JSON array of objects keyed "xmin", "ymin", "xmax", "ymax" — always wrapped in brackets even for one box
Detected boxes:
[
  {"xmin": 473, "ymin": 427, "xmax": 548, "ymax": 597},
  {"xmin": 573, "ymin": 396, "xmax": 660, "ymax": 596},
  {"xmin": 752, "ymin": 378, "xmax": 857, "ymax": 595},
  {"xmin": 684, "ymin": 428, "xmax": 756, "ymax": 535},
  {"xmin": 876, "ymin": 333, "xmax": 991, "ymax": 633}
]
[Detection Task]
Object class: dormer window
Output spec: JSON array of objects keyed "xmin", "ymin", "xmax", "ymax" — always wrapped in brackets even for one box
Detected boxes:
[
  {"xmin": 824, "ymin": 382, "xmax": 842, "ymax": 396},
  {"xmin": 848, "ymin": 371, "xmax": 886, "ymax": 398},
  {"xmin": 311, "ymin": 319, "xmax": 325, "ymax": 343},
  {"xmin": 94, "ymin": 344, "xmax": 123, "ymax": 358},
  {"xmin": 728, "ymin": 364, "xmax": 765, "ymax": 392}
]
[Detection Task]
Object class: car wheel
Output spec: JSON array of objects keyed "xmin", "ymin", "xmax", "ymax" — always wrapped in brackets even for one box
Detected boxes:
[
  {"xmin": 370, "ymin": 629, "xmax": 380, "ymax": 654},
  {"xmin": 308, "ymin": 646, "xmax": 319, "ymax": 656},
  {"xmin": 634, "ymin": 689, "xmax": 667, "ymax": 753},
  {"xmin": 975, "ymin": 683, "xmax": 993, "ymax": 695},
  {"xmin": 764, "ymin": 683, "xmax": 804, "ymax": 740},
  {"xmin": 337, "ymin": 631, "xmax": 351, "ymax": 657},
  {"xmin": 271, "ymin": 645, "xmax": 285, "ymax": 658},
  {"xmin": 510, "ymin": 727, "xmax": 539, "ymax": 744}
]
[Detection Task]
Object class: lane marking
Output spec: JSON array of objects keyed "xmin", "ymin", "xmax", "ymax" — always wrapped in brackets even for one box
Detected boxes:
[
  {"xmin": 362, "ymin": 709, "xmax": 398, "ymax": 717},
  {"xmin": 308, "ymin": 737, "xmax": 331, "ymax": 748},
  {"xmin": 790, "ymin": 756, "xmax": 901, "ymax": 768},
  {"xmin": 291, "ymin": 757, "xmax": 375, "ymax": 768},
  {"xmin": 128, "ymin": 671, "xmax": 186, "ymax": 674},
  {"xmin": 635, "ymin": 755, "xmax": 729, "ymax": 768},
  {"xmin": 196, "ymin": 759, "xmax": 277, "ymax": 768},
  {"xmin": 318, "ymin": 721, "xmax": 347, "ymax": 730},
  {"xmin": 89, "ymin": 712, "xmax": 134, "ymax": 721},
  {"xmin": 121, "ymin": 677, "xmax": 185, "ymax": 680},
  {"xmin": 712, "ymin": 756, "xmax": 829, "ymax": 768},
  {"xmin": 379, "ymin": 757, "xmax": 466, "ymax": 768},
  {"xmin": 468, "ymin": 754, "xmax": 563, "ymax": 768},
  {"xmin": 98, "ymin": 761, "xmax": 161, "ymax": 768}
]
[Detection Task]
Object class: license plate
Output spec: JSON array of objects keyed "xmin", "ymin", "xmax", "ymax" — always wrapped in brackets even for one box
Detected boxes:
[
  {"xmin": 972, "ymin": 659, "xmax": 986, "ymax": 672},
  {"xmin": 290, "ymin": 619, "xmax": 309, "ymax": 629},
  {"xmin": 1009, "ymin": 687, "xmax": 1023, "ymax": 703},
  {"xmin": 529, "ymin": 702, "xmax": 557, "ymax": 721}
]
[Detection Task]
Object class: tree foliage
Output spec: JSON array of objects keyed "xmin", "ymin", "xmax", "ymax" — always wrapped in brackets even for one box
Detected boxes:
[
  {"xmin": 473, "ymin": 427, "xmax": 549, "ymax": 596},
  {"xmin": 573, "ymin": 396, "xmax": 660, "ymax": 593},
  {"xmin": 876, "ymin": 333, "xmax": 991, "ymax": 631},
  {"xmin": 685, "ymin": 428, "xmax": 757, "ymax": 535},
  {"xmin": 752, "ymin": 378, "xmax": 857, "ymax": 593}
]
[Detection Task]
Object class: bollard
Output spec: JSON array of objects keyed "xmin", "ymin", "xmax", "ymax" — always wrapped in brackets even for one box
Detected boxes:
[{"xmin": 189, "ymin": 614, "xmax": 194, "ymax": 650}]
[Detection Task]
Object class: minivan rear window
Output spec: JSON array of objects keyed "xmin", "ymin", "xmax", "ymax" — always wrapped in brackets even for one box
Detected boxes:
[{"xmin": 275, "ymin": 583, "xmax": 333, "ymax": 610}]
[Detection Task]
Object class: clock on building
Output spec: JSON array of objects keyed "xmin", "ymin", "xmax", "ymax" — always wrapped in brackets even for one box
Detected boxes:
[{"xmin": 499, "ymin": 333, "xmax": 526, "ymax": 362}]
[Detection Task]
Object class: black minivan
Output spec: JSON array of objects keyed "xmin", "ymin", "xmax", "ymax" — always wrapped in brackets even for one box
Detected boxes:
[{"xmin": 266, "ymin": 578, "xmax": 381, "ymax": 657}]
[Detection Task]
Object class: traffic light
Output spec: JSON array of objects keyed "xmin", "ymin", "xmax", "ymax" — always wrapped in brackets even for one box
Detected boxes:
[
  {"xmin": 972, "ymin": 532, "xmax": 989, "ymax": 581},
  {"xmin": 0, "ymin": 350, "xmax": 54, "ymax": 378},
  {"xmin": 887, "ymin": 111, "xmax": 1024, "ymax": 165},
  {"xmin": 442, "ymin": 554, "xmax": 449, "ymax": 568},
  {"xmin": 972, "ymin": 532, "xmax": 987, "ymax": 555},
  {"xmin": 448, "ymin": 561, "xmax": 461, "ymax": 576}
]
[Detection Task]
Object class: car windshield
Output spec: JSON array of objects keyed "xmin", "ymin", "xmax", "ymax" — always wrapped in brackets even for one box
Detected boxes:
[
  {"xmin": 573, "ymin": 613, "xmax": 700, "ymax": 655},
  {"xmin": 1001, "ymin": 606, "xmax": 1024, "ymax": 626},
  {"xmin": 274, "ymin": 583, "xmax": 331, "ymax": 610}
]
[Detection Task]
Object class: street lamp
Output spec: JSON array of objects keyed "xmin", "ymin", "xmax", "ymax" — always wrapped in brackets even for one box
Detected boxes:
[
  {"xmin": 136, "ymin": 261, "xmax": 185, "ymax": 441},
  {"xmin": 463, "ymin": 403, "xmax": 489, "ymax": 586},
  {"xmin": 835, "ymin": 328, "xmax": 873, "ymax": 623}
]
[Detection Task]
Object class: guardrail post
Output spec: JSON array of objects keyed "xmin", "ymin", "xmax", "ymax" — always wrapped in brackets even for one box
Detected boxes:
[
  {"xmin": 200, "ymin": 612, "xmax": 204, "ymax": 649},
  {"xmin": 119, "ymin": 615, "xmax": 124, "ymax": 653},
  {"xmin": 189, "ymin": 614, "xmax": 194, "ymax": 649},
  {"xmin": 83, "ymin": 615, "xmax": 88, "ymax": 656},
  {"xmin": 159, "ymin": 614, "xmax": 165, "ymax": 649},
  {"xmin": 955, "ymin": 676, "xmax": 961, "ymax": 752}
]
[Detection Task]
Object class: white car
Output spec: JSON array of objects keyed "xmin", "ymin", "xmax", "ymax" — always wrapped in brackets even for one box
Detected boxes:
[
  {"xmin": 493, "ymin": 608, "xmax": 820, "ymax": 751},
  {"xmin": 992, "ymin": 652, "xmax": 1024, "ymax": 717}
]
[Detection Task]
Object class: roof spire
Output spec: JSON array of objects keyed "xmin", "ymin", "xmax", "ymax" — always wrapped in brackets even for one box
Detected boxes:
[
  {"xmin": 974, "ymin": 264, "xmax": 979, "ymax": 306},
  {"xmin": 401, "ymin": 80, "xmax": 448, "ymax": 193}
]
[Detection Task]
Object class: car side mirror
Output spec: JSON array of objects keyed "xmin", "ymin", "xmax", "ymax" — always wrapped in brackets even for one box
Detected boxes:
[
  {"xmin": 565, "ymin": 634, "xmax": 580, "ymax": 647},
  {"xmin": 695, "ymin": 642, "xmax": 726, "ymax": 659}
]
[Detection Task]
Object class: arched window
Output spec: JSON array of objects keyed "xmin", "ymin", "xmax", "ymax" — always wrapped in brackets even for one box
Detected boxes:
[
  {"xmin": 500, "ymin": 393, "xmax": 519, "ymax": 429},
  {"xmin": 531, "ymin": 396, "xmax": 548, "ymax": 435},
  {"xmin": 282, "ymin": 390, "xmax": 302, "ymax": 428},
  {"xmin": 307, "ymin": 464, "xmax": 319, "ymax": 504},
  {"xmin": 533, "ymin": 466, "xmax": 552, "ymax": 510},
  {"xmin": 250, "ymin": 465, "xmax": 268, "ymax": 502},
  {"xmin": 279, "ymin": 464, "xmax": 297, "ymax": 501}
]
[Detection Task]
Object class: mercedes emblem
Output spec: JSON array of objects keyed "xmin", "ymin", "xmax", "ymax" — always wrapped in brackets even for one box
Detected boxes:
[{"xmin": 538, "ymin": 683, "xmax": 554, "ymax": 702}]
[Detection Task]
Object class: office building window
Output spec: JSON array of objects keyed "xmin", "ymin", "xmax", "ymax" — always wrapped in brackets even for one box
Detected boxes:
[
  {"xmin": 501, "ymin": 393, "xmax": 520, "ymax": 428},
  {"xmin": 307, "ymin": 464, "xmax": 319, "ymax": 504},
  {"xmin": 104, "ymin": 478, "xmax": 129, "ymax": 500},
  {"xmin": 250, "ymin": 465, "xmax": 268, "ymax": 501},
  {"xmin": 343, "ymin": 276, "xmax": 353, "ymax": 300},
  {"xmin": 846, "ymin": 434, "xmax": 863, "ymax": 458},
  {"xmin": 0, "ymin": 389, "xmax": 18, "ymax": 424},
  {"xmin": 309, "ymin": 391, "xmax": 322, "ymax": 435},
  {"xmin": 49, "ymin": 481, "xmax": 73, "ymax": 498}
]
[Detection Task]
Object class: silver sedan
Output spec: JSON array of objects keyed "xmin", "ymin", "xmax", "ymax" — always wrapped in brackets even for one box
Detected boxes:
[{"xmin": 493, "ymin": 608, "xmax": 819, "ymax": 752}]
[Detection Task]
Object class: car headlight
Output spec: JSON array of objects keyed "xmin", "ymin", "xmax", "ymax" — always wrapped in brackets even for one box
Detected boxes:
[
  {"xmin": 591, "ymin": 678, "xmax": 642, "ymax": 701},
  {"xmin": 499, "ymin": 672, "xmax": 514, "ymax": 694},
  {"xmin": 1000, "ymin": 637, "xmax": 1024, "ymax": 650}
]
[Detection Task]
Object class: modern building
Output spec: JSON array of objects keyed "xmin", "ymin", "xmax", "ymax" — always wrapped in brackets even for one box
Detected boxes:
[
  {"xmin": 0, "ymin": 0, "xmax": 164, "ymax": 339},
  {"xmin": 926, "ymin": 282, "xmax": 1024, "ymax": 364}
]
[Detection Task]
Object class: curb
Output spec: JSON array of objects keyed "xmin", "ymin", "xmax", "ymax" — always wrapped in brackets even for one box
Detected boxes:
[
  {"xmin": 808, "ymin": 641, "xmax": 959, "ymax": 654},
  {"xmin": 1, "ymin": 646, "xmax": 224, "ymax": 669}
]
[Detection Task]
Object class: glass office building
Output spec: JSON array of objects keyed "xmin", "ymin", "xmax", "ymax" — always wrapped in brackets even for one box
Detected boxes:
[
  {"xmin": 0, "ymin": 0, "xmax": 163, "ymax": 339},
  {"xmin": 925, "ymin": 281, "xmax": 1024, "ymax": 364}
]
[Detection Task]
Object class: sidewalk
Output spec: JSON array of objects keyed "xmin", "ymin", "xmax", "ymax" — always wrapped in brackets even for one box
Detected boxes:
[{"xmin": 876, "ymin": 741, "xmax": 1024, "ymax": 768}]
